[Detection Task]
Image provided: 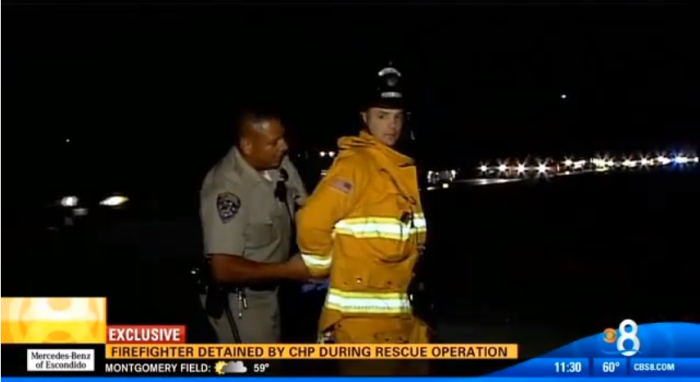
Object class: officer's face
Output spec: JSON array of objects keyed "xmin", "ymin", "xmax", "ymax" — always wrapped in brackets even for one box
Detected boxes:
[
  {"xmin": 242, "ymin": 118, "xmax": 289, "ymax": 169},
  {"xmin": 362, "ymin": 108, "xmax": 404, "ymax": 147}
]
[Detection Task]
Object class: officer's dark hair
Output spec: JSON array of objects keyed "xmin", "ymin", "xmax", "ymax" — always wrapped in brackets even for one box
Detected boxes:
[{"xmin": 234, "ymin": 107, "xmax": 283, "ymax": 145}]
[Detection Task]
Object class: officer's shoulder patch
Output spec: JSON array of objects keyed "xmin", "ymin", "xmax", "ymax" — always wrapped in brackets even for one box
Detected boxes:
[{"xmin": 216, "ymin": 192, "xmax": 241, "ymax": 223}]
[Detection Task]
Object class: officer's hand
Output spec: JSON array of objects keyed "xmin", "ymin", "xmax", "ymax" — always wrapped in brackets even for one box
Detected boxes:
[{"xmin": 284, "ymin": 254, "xmax": 313, "ymax": 281}]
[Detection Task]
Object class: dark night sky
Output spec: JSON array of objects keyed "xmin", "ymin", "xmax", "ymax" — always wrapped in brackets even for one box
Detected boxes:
[{"xmin": 4, "ymin": 2, "xmax": 697, "ymax": 181}]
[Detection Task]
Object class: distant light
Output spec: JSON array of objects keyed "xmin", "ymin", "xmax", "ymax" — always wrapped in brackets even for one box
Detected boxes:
[
  {"xmin": 656, "ymin": 156, "xmax": 671, "ymax": 165},
  {"xmin": 673, "ymin": 155, "xmax": 688, "ymax": 164},
  {"xmin": 591, "ymin": 157, "xmax": 606, "ymax": 167},
  {"xmin": 319, "ymin": 151, "xmax": 326, "ymax": 157},
  {"xmin": 560, "ymin": 94, "xmax": 567, "ymax": 99},
  {"xmin": 453, "ymin": 150, "xmax": 695, "ymax": 184},
  {"xmin": 73, "ymin": 208, "xmax": 88, "ymax": 217},
  {"xmin": 65, "ymin": 139, "xmax": 71, "ymax": 143},
  {"xmin": 441, "ymin": 183, "xmax": 449, "ymax": 189},
  {"xmin": 328, "ymin": 151, "xmax": 336, "ymax": 158},
  {"xmin": 60, "ymin": 196, "xmax": 79, "ymax": 207},
  {"xmin": 100, "ymin": 196, "xmax": 129, "ymax": 207}
]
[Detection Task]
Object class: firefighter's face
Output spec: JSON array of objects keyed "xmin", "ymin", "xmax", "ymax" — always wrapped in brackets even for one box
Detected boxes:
[
  {"xmin": 241, "ymin": 118, "xmax": 289, "ymax": 170},
  {"xmin": 362, "ymin": 108, "xmax": 404, "ymax": 146}
]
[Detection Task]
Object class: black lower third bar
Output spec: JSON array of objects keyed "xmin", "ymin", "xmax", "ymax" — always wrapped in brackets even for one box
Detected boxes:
[
  {"xmin": 104, "ymin": 360, "xmax": 218, "ymax": 376},
  {"xmin": 4, "ymin": 345, "xmax": 516, "ymax": 377},
  {"xmin": 2, "ymin": 345, "xmax": 232, "ymax": 377},
  {"xmin": 104, "ymin": 360, "xmax": 298, "ymax": 376}
]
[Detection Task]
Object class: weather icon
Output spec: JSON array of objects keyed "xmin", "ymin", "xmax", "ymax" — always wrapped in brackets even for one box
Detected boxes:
[{"xmin": 214, "ymin": 360, "xmax": 247, "ymax": 375}]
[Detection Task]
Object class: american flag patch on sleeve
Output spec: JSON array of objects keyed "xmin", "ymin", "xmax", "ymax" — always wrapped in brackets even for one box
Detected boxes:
[{"xmin": 329, "ymin": 178, "xmax": 353, "ymax": 194}]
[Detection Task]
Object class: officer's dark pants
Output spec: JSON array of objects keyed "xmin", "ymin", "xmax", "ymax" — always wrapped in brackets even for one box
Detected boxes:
[
  {"xmin": 280, "ymin": 281, "xmax": 324, "ymax": 343},
  {"xmin": 279, "ymin": 282, "xmax": 328, "ymax": 375}
]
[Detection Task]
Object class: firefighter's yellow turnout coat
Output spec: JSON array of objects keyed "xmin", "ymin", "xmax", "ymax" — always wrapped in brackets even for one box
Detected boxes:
[{"xmin": 297, "ymin": 131, "xmax": 429, "ymax": 345}]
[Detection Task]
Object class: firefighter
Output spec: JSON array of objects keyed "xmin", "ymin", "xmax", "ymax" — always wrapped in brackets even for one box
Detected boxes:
[{"xmin": 294, "ymin": 64, "xmax": 431, "ymax": 375}]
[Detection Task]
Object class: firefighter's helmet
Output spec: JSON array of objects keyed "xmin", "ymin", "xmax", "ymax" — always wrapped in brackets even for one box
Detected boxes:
[{"xmin": 363, "ymin": 63, "xmax": 406, "ymax": 111}]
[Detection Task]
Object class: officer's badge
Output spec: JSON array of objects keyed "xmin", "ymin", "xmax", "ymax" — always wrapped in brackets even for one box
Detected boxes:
[{"xmin": 216, "ymin": 192, "xmax": 240, "ymax": 223}]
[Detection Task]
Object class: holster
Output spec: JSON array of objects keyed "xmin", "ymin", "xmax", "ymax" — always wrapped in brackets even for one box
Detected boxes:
[
  {"xmin": 191, "ymin": 261, "xmax": 225, "ymax": 319},
  {"xmin": 190, "ymin": 260, "xmax": 242, "ymax": 343}
]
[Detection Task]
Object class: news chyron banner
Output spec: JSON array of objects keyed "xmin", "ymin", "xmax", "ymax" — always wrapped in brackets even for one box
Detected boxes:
[{"xmin": 0, "ymin": 297, "xmax": 519, "ymax": 377}]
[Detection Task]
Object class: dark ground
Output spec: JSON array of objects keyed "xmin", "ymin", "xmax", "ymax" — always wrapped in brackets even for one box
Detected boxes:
[{"xmin": 3, "ymin": 164, "xmax": 698, "ymax": 376}]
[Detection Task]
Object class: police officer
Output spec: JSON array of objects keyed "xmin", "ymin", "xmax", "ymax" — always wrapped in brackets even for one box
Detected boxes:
[
  {"xmin": 199, "ymin": 109, "xmax": 312, "ymax": 343},
  {"xmin": 295, "ymin": 64, "xmax": 431, "ymax": 375}
]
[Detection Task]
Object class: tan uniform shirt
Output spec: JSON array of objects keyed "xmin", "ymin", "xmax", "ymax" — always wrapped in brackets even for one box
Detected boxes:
[{"xmin": 199, "ymin": 147, "xmax": 307, "ymax": 343}]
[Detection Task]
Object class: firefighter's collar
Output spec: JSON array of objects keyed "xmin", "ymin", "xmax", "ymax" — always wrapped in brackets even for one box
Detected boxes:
[{"xmin": 359, "ymin": 131, "xmax": 414, "ymax": 167}]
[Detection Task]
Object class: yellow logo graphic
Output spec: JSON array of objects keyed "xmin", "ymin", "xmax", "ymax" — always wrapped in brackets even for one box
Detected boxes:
[
  {"xmin": 215, "ymin": 360, "xmax": 247, "ymax": 374},
  {"xmin": 215, "ymin": 361, "xmax": 228, "ymax": 375},
  {"xmin": 1, "ymin": 298, "xmax": 107, "ymax": 344}
]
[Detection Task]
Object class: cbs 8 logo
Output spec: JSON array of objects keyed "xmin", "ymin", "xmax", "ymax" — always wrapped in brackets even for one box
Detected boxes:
[{"xmin": 617, "ymin": 319, "xmax": 641, "ymax": 356}]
